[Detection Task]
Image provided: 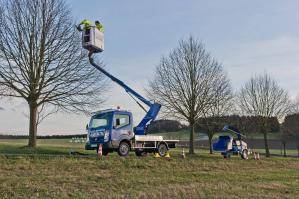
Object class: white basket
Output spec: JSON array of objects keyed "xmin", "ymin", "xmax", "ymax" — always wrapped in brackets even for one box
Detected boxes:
[{"xmin": 82, "ymin": 26, "xmax": 104, "ymax": 52}]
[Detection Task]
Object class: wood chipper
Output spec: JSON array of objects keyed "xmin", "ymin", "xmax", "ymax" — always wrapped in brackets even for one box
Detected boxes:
[{"xmin": 212, "ymin": 125, "xmax": 249, "ymax": 159}]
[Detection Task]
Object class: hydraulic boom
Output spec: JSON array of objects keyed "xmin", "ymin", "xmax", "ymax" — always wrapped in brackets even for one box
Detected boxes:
[{"xmin": 88, "ymin": 54, "xmax": 161, "ymax": 135}]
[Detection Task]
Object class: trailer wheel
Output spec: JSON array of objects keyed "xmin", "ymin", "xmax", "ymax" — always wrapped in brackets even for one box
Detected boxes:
[
  {"xmin": 118, "ymin": 142, "xmax": 130, "ymax": 156},
  {"xmin": 223, "ymin": 154, "xmax": 229, "ymax": 159},
  {"xmin": 157, "ymin": 143, "xmax": 168, "ymax": 157},
  {"xmin": 135, "ymin": 149, "xmax": 147, "ymax": 157},
  {"xmin": 241, "ymin": 149, "xmax": 248, "ymax": 160}
]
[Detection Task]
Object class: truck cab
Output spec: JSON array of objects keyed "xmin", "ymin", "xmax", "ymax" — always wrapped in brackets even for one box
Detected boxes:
[{"xmin": 85, "ymin": 109, "xmax": 134, "ymax": 154}]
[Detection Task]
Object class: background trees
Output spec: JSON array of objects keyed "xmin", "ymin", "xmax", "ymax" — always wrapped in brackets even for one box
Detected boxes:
[
  {"xmin": 147, "ymin": 119, "xmax": 185, "ymax": 133},
  {"xmin": 237, "ymin": 73, "xmax": 291, "ymax": 157},
  {"xmin": 0, "ymin": 0, "xmax": 106, "ymax": 147},
  {"xmin": 282, "ymin": 114, "xmax": 299, "ymax": 157},
  {"xmin": 148, "ymin": 36, "xmax": 230, "ymax": 154}
]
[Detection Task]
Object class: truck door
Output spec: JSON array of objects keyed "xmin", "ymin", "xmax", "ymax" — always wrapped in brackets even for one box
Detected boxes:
[{"xmin": 111, "ymin": 113, "xmax": 134, "ymax": 145}]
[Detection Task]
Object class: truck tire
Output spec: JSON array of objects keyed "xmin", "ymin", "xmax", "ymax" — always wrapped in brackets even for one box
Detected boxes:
[
  {"xmin": 135, "ymin": 149, "xmax": 147, "ymax": 157},
  {"xmin": 241, "ymin": 149, "xmax": 248, "ymax": 160},
  {"xmin": 157, "ymin": 143, "xmax": 168, "ymax": 157},
  {"xmin": 118, "ymin": 142, "xmax": 130, "ymax": 156}
]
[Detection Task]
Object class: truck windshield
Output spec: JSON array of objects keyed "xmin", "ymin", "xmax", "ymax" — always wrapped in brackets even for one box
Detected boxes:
[{"xmin": 90, "ymin": 113, "xmax": 111, "ymax": 129}]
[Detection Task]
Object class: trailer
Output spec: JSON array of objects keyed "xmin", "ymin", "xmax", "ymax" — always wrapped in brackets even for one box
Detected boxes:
[
  {"xmin": 82, "ymin": 28, "xmax": 179, "ymax": 156},
  {"xmin": 212, "ymin": 125, "xmax": 249, "ymax": 159}
]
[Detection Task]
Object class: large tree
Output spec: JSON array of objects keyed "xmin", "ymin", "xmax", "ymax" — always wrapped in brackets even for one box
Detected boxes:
[
  {"xmin": 238, "ymin": 73, "xmax": 291, "ymax": 157},
  {"xmin": 0, "ymin": 0, "xmax": 106, "ymax": 147},
  {"xmin": 148, "ymin": 36, "xmax": 229, "ymax": 154}
]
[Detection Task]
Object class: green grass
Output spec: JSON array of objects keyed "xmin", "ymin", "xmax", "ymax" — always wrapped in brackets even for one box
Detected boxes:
[
  {"xmin": 0, "ymin": 139, "xmax": 298, "ymax": 198},
  {"xmin": 0, "ymin": 139, "xmax": 94, "ymax": 155},
  {"xmin": 254, "ymin": 148, "xmax": 298, "ymax": 156}
]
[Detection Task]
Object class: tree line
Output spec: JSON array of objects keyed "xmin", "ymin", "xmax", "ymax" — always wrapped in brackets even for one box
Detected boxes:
[
  {"xmin": 148, "ymin": 116, "xmax": 295, "ymax": 155},
  {"xmin": 149, "ymin": 116, "xmax": 279, "ymax": 135},
  {"xmin": 281, "ymin": 114, "xmax": 299, "ymax": 156}
]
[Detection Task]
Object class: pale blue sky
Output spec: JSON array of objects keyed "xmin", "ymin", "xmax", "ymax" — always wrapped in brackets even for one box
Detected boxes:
[{"xmin": 1, "ymin": 0, "xmax": 299, "ymax": 135}]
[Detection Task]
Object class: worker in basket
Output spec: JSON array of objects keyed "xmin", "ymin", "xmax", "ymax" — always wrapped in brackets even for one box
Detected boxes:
[
  {"xmin": 95, "ymin": 20, "xmax": 104, "ymax": 32},
  {"xmin": 76, "ymin": 19, "xmax": 92, "ymax": 32},
  {"xmin": 77, "ymin": 19, "xmax": 104, "ymax": 32}
]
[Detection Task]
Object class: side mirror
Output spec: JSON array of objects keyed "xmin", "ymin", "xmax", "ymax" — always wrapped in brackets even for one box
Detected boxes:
[{"xmin": 86, "ymin": 124, "xmax": 88, "ymax": 130}]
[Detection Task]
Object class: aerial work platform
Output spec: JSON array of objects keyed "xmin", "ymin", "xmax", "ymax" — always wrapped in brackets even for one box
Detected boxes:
[{"xmin": 82, "ymin": 26, "xmax": 104, "ymax": 53}]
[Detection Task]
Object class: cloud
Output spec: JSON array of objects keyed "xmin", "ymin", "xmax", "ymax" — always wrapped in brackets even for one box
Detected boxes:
[{"xmin": 218, "ymin": 36, "xmax": 299, "ymax": 96}]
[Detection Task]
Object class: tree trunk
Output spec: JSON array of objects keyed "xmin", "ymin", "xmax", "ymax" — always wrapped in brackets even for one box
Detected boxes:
[
  {"xmin": 283, "ymin": 142, "xmax": 286, "ymax": 157},
  {"xmin": 28, "ymin": 103, "xmax": 38, "ymax": 147},
  {"xmin": 263, "ymin": 130, "xmax": 270, "ymax": 157},
  {"xmin": 208, "ymin": 134, "xmax": 213, "ymax": 154},
  {"xmin": 189, "ymin": 123, "xmax": 195, "ymax": 154}
]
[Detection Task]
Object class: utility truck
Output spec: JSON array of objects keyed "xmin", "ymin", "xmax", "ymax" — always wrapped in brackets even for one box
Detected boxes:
[{"xmin": 81, "ymin": 26, "xmax": 178, "ymax": 156}]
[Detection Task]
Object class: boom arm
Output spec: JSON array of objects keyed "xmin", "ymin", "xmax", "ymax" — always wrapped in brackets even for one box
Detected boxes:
[
  {"xmin": 223, "ymin": 125, "xmax": 245, "ymax": 140},
  {"xmin": 89, "ymin": 55, "xmax": 161, "ymax": 135}
]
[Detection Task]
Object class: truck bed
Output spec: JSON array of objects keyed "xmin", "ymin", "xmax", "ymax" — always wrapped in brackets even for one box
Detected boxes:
[{"xmin": 134, "ymin": 135, "xmax": 179, "ymax": 149}]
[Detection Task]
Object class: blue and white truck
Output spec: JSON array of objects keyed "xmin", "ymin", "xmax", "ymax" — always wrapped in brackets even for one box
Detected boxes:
[{"xmin": 82, "ymin": 27, "xmax": 178, "ymax": 156}]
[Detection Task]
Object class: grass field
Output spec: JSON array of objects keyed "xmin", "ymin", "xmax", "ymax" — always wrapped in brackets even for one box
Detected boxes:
[{"xmin": 0, "ymin": 139, "xmax": 298, "ymax": 198}]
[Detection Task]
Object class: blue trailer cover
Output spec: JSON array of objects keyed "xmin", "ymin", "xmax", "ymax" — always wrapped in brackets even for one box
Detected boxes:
[{"xmin": 213, "ymin": 135, "xmax": 232, "ymax": 151}]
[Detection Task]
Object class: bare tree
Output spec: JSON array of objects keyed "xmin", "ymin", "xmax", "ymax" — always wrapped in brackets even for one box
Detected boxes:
[
  {"xmin": 0, "ymin": 0, "xmax": 107, "ymax": 147},
  {"xmin": 148, "ymin": 36, "xmax": 229, "ymax": 154},
  {"xmin": 238, "ymin": 73, "xmax": 291, "ymax": 157},
  {"xmin": 199, "ymin": 76, "xmax": 233, "ymax": 154},
  {"xmin": 291, "ymin": 95, "xmax": 299, "ymax": 114}
]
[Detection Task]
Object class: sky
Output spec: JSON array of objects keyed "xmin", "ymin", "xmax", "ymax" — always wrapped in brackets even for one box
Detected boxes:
[{"xmin": 1, "ymin": 0, "xmax": 299, "ymax": 135}]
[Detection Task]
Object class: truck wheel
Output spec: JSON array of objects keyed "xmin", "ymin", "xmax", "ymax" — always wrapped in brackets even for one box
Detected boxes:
[
  {"xmin": 135, "ymin": 149, "xmax": 147, "ymax": 157},
  {"xmin": 118, "ymin": 142, "xmax": 130, "ymax": 156},
  {"xmin": 157, "ymin": 143, "xmax": 168, "ymax": 157},
  {"xmin": 241, "ymin": 149, "xmax": 248, "ymax": 160}
]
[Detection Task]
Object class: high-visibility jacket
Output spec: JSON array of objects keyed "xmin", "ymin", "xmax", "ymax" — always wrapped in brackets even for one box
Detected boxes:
[
  {"xmin": 96, "ymin": 23, "xmax": 105, "ymax": 32},
  {"xmin": 79, "ymin": 19, "xmax": 92, "ymax": 30}
]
